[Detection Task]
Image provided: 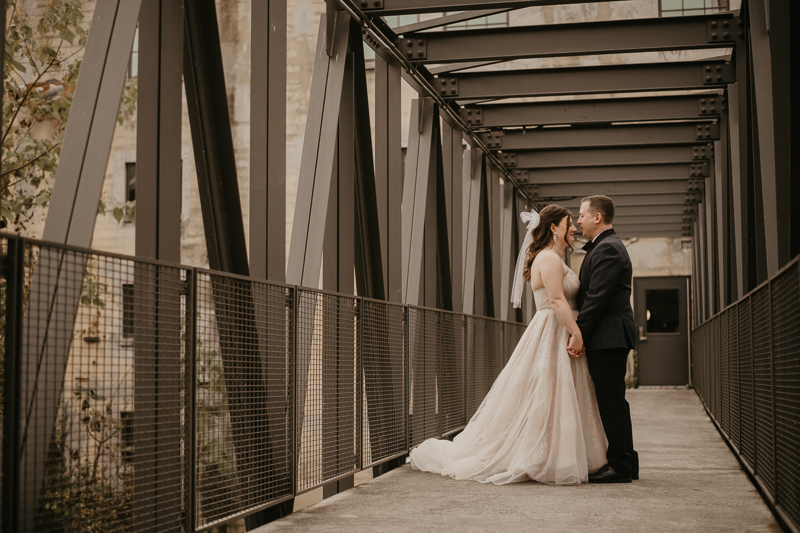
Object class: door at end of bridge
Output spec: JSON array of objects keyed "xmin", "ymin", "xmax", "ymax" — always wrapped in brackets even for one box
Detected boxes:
[{"xmin": 634, "ymin": 276, "xmax": 690, "ymax": 387}]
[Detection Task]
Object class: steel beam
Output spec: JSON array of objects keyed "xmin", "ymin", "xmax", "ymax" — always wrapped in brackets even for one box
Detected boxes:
[
  {"xmin": 401, "ymin": 98, "xmax": 437, "ymax": 305},
  {"xmin": 442, "ymin": 121, "xmax": 464, "ymax": 312},
  {"xmin": 250, "ymin": 0, "xmax": 287, "ymax": 282},
  {"xmin": 461, "ymin": 94, "xmax": 722, "ymax": 129},
  {"xmin": 462, "ymin": 150, "xmax": 484, "ymax": 315},
  {"xmin": 375, "ymin": 56, "xmax": 403, "ymax": 303},
  {"xmin": 184, "ymin": 1, "xmax": 249, "ymax": 276},
  {"xmin": 287, "ymin": 14, "xmax": 350, "ymax": 287},
  {"xmin": 479, "ymin": 122, "xmax": 718, "ymax": 151},
  {"xmin": 509, "ymin": 145, "xmax": 713, "ymax": 169},
  {"xmin": 439, "ymin": 60, "xmax": 735, "ymax": 101},
  {"xmin": 524, "ymin": 179, "xmax": 695, "ymax": 197},
  {"xmin": 555, "ymin": 193, "xmax": 696, "ymax": 208},
  {"xmin": 748, "ymin": 0, "xmax": 781, "ymax": 275},
  {"xmin": 19, "ymin": 2, "xmax": 143, "ymax": 529},
  {"xmin": 499, "ymin": 182, "xmax": 516, "ymax": 321},
  {"xmin": 513, "ymin": 163, "xmax": 709, "ymax": 184},
  {"xmin": 404, "ymin": 13, "xmax": 736, "ymax": 64},
  {"xmin": 610, "ymin": 227, "xmax": 688, "ymax": 238},
  {"xmin": 362, "ymin": 0, "xmax": 628, "ymax": 16}
]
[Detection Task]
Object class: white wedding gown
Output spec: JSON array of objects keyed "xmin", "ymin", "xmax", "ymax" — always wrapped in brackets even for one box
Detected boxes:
[{"xmin": 409, "ymin": 270, "xmax": 607, "ymax": 485}]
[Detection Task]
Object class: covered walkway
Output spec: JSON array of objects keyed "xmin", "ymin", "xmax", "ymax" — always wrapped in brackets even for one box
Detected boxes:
[{"xmin": 257, "ymin": 390, "xmax": 778, "ymax": 533}]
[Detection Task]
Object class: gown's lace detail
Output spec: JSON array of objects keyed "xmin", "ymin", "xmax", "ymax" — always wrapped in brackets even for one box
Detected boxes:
[{"xmin": 409, "ymin": 271, "xmax": 607, "ymax": 485}]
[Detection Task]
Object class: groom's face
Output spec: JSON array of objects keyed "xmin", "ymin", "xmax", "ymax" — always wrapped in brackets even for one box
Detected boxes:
[{"xmin": 578, "ymin": 202, "xmax": 600, "ymax": 240}]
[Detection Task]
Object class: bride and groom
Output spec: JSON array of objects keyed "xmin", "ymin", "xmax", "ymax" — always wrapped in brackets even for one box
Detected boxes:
[{"xmin": 409, "ymin": 195, "xmax": 638, "ymax": 485}]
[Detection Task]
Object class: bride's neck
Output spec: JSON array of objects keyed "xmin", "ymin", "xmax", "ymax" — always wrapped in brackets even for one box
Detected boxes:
[{"xmin": 546, "ymin": 243, "xmax": 567, "ymax": 257}]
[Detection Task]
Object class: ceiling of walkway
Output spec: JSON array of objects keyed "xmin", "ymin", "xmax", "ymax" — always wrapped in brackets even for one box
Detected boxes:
[{"xmin": 359, "ymin": 0, "xmax": 736, "ymax": 238}]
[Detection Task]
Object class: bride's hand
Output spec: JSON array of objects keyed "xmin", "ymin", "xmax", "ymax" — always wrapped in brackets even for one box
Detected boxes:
[{"xmin": 567, "ymin": 334, "xmax": 584, "ymax": 358}]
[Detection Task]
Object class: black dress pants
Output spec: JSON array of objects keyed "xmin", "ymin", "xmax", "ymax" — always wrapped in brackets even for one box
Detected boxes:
[{"xmin": 586, "ymin": 347, "xmax": 637, "ymax": 476}]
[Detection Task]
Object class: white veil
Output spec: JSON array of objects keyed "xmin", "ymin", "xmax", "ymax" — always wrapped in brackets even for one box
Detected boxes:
[{"xmin": 510, "ymin": 210, "xmax": 541, "ymax": 308}]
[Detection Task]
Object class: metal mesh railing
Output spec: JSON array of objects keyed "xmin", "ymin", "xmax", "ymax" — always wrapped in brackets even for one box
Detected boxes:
[
  {"xmin": 692, "ymin": 258, "xmax": 800, "ymax": 532},
  {"xmin": 0, "ymin": 235, "xmax": 529, "ymax": 531}
]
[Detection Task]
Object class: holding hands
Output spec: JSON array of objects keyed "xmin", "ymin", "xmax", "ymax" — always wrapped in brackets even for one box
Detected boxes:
[{"xmin": 567, "ymin": 333, "xmax": 585, "ymax": 358}]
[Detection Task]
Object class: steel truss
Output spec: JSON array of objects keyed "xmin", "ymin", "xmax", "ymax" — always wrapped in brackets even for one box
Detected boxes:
[{"xmin": 3, "ymin": 0, "xmax": 798, "ymax": 530}]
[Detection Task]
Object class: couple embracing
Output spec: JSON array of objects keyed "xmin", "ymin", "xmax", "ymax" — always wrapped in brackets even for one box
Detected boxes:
[{"xmin": 410, "ymin": 195, "xmax": 638, "ymax": 485}]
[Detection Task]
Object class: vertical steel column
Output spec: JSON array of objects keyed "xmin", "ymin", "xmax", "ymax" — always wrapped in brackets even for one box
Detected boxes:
[
  {"xmin": 2, "ymin": 237, "xmax": 23, "ymax": 532},
  {"xmin": 184, "ymin": 0, "xmax": 250, "ymax": 276},
  {"xmin": 250, "ymin": 0, "xmax": 287, "ymax": 282},
  {"xmin": 137, "ymin": 0, "xmax": 183, "ymax": 262},
  {"xmin": 134, "ymin": 2, "xmax": 184, "ymax": 531},
  {"xmin": 714, "ymin": 132, "xmax": 728, "ymax": 309},
  {"xmin": 423, "ymin": 124, "xmax": 438, "ymax": 308},
  {"xmin": 490, "ymin": 166, "xmax": 501, "ymax": 318},
  {"xmin": 748, "ymin": 0, "xmax": 782, "ymax": 276},
  {"xmin": 703, "ymin": 169, "xmax": 717, "ymax": 317},
  {"xmin": 499, "ymin": 182, "xmax": 515, "ymax": 321},
  {"xmin": 697, "ymin": 206, "xmax": 708, "ymax": 322},
  {"xmin": 434, "ymin": 120, "xmax": 454, "ymax": 310},
  {"xmin": 374, "ymin": 56, "xmax": 403, "ymax": 303},
  {"xmin": 462, "ymin": 150, "xmax": 483, "ymax": 315}
]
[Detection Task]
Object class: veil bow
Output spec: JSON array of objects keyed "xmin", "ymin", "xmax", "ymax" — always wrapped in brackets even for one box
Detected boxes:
[{"xmin": 510, "ymin": 210, "xmax": 540, "ymax": 308}]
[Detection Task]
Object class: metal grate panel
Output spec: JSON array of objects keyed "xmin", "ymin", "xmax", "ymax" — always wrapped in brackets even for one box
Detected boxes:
[
  {"xmin": 714, "ymin": 315, "xmax": 721, "ymax": 422},
  {"xmin": 409, "ymin": 308, "xmax": 441, "ymax": 448},
  {"xmin": 771, "ymin": 264, "xmax": 800, "ymax": 526},
  {"xmin": 738, "ymin": 297, "xmax": 755, "ymax": 470},
  {"xmin": 295, "ymin": 290, "xmax": 359, "ymax": 493},
  {"xmin": 361, "ymin": 300, "xmax": 407, "ymax": 467},
  {"xmin": 728, "ymin": 305, "xmax": 740, "ymax": 451},
  {"xmin": 15, "ymin": 243, "xmax": 189, "ymax": 532},
  {"xmin": 440, "ymin": 311, "xmax": 465, "ymax": 436},
  {"xmin": 751, "ymin": 287, "xmax": 775, "ymax": 498},
  {"xmin": 720, "ymin": 310, "xmax": 729, "ymax": 436},
  {"xmin": 194, "ymin": 272, "xmax": 294, "ymax": 527}
]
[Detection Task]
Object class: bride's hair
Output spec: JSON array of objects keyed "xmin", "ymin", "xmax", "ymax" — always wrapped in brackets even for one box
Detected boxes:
[{"xmin": 522, "ymin": 205, "xmax": 574, "ymax": 282}]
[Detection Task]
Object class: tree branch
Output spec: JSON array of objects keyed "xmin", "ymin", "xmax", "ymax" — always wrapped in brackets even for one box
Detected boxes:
[{"xmin": 1, "ymin": 142, "xmax": 61, "ymax": 179}]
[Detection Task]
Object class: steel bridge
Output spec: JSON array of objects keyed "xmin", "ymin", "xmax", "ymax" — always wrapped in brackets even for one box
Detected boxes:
[{"xmin": 1, "ymin": 0, "xmax": 798, "ymax": 532}]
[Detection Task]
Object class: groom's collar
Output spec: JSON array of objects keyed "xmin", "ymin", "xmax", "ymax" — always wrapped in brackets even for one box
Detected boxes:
[{"xmin": 582, "ymin": 228, "xmax": 615, "ymax": 253}]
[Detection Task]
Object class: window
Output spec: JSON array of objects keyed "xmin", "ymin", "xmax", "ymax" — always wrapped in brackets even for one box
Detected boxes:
[
  {"xmin": 128, "ymin": 27, "xmax": 139, "ymax": 79},
  {"xmin": 645, "ymin": 289, "xmax": 681, "ymax": 333},
  {"xmin": 120, "ymin": 411, "xmax": 134, "ymax": 463},
  {"xmin": 125, "ymin": 162, "xmax": 136, "ymax": 203},
  {"xmin": 443, "ymin": 11, "xmax": 508, "ymax": 30},
  {"xmin": 659, "ymin": 0, "xmax": 729, "ymax": 17},
  {"xmin": 122, "ymin": 284, "xmax": 134, "ymax": 339}
]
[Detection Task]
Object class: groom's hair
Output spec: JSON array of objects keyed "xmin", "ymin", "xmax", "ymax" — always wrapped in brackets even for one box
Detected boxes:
[{"xmin": 581, "ymin": 195, "xmax": 615, "ymax": 224}]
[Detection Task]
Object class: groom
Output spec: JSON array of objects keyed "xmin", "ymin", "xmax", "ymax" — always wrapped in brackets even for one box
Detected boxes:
[{"xmin": 568, "ymin": 195, "xmax": 639, "ymax": 484}]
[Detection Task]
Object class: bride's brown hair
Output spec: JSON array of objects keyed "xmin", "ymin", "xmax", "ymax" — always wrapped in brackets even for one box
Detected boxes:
[{"xmin": 522, "ymin": 205, "xmax": 574, "ymax": 282}]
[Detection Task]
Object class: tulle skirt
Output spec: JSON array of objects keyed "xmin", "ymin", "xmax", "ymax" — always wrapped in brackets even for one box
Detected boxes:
[{"xmin": 409, "ymin": 309, "xmax": 607, "ymax": 485}]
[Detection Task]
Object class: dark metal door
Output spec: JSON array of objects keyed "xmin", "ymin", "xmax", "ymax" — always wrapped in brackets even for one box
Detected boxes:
[{"xmin": 634, "ymin": 276, "xmax": 690, "ymax": 386}]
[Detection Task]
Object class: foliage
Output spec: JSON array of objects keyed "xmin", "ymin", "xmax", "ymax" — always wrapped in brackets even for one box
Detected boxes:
[{"xmin": 2, "ymin": 0, "xmax": 137, "ymax": 235}]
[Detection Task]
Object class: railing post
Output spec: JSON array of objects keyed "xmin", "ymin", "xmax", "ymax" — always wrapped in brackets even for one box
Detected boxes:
[
  {"xmin": 291, "ymin": 285, "xmax": 298, "ymax": 496},
  {"xmin": 2, "ymin": 236, "xmax": 24, "ymax": 533},
  {"xmin": 439, "ymin": 310, "xmax": 443, "ymax": 439},
  {"xmin": 357, "ymin": 297, "xmax": 364, "ymax": 471},
  {"xmin": 186, "ymin": 268, "xmax": 198, "ymax": 532},
  {"xmin": 749, "ymin": 294, "xmax": 756, "ymax": 474},
  {"xmin": 405, "ymin": 306, "xmax": 410, "ymax": 451}
]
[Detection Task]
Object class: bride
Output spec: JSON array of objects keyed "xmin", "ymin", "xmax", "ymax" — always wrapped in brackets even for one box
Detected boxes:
[{"xmin": 409, "ymin": 205, "xmax": 607, "ymax": 485}]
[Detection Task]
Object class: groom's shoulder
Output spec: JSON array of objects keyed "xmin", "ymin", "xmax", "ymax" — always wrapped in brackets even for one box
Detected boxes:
[{"xmin": 592, "ymin": 233, "xmax": 628, "ymax": 258}]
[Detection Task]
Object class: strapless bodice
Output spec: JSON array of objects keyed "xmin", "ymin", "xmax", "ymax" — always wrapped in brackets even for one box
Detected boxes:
[{"xmin": 533, "ymin": 270, "xmax": 580, "ymax": 311}]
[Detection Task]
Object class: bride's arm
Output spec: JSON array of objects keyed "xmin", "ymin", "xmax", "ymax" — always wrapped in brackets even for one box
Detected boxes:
[{"xmin": 540, "ymin": 253, "xmax": 583, "ymax": 350}]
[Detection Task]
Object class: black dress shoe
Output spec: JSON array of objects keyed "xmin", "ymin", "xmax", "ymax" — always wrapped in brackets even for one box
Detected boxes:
[{"xmin": 589, "ymin": 466, "xmax": 632, "ymax": 484}]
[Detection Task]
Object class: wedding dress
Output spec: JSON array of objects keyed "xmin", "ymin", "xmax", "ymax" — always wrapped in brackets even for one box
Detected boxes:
[{"xmin": 409, "ymin": 270, "xmax": 607, "ymax": 485}]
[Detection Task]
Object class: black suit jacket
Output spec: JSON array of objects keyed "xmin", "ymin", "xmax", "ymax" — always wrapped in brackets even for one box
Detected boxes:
[{"xmin": 577, "ymin": 229, "xmax": 637, "ymax": 352}]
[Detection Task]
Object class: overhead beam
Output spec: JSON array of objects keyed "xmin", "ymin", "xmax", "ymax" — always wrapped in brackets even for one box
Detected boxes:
[
  {"xmin": 460, "ymin": 94, "xmax": 723, "ymax": 128},
  {"xmin": 404, "ymin": 13, "xmax": 736, "ymax": 64},
  {"xmin": 508, "ymin": 145, "xmax": 713, "ymax": 169},
  {"xmin": 362, "ymin": 0, "xmax": 629, "ymax": 16},
  {"xmin": 478, "ymin": 122, "xmax": 719, "ymax": 151},
  {"xmin": 511, "ymin": 163, "xmax": 709, "ymax": 184},
  {"xmin": 523, "ymin": 179, "xmax": 696, "ymax": 197},
  {"xmin": 552, "ymin": 193, "xmax": 696, "ymax": 207},
  {"xmin": 438, "ymin": 60, "xmax": 735, "ymax": 100}
]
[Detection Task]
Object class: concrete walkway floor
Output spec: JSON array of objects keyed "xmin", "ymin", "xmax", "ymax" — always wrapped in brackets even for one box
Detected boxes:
[{"xmin": 257, "ymin": 390, "xmax": 780, "ymax": 532}]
